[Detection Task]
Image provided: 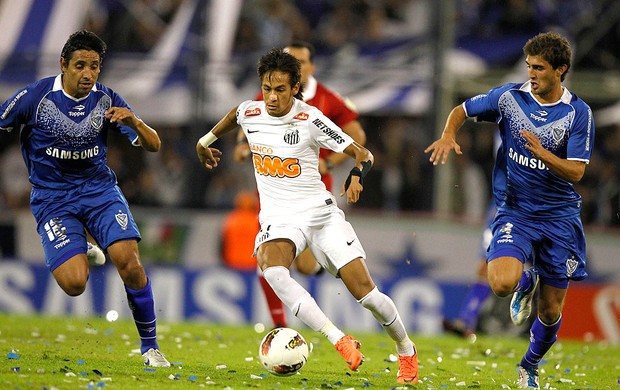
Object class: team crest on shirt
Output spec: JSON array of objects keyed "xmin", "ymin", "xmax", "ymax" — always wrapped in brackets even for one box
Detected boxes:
[
  {"xmin": 294, "ymin": 112, "xmax": 309, "ymax": 120},
  {"xmin": 115, "ymin": 211, "xmax": 128, "ymax": 230},
  {"xmin": 552, "ymin": 126, "xmax": 566, "ymax": 144},
  {"xmin": 284, "ymin": 128, "xmax": 300, "ymax": 145},
  {"xmin": 90, "ymin": 111, "xmax": 104, "ymax": 130},
  {"xmin": 566, "ymin": 255, "xmax": 578, "ymax": 277},
  {"xmin": 245, "ymin": 108, "xmax": 261, "ymax": 116}
]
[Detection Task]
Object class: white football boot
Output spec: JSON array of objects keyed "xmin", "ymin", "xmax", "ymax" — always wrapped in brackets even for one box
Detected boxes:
[{"xmin": 87, "ymin": 242, "xmax": 106, "ymax": 266}]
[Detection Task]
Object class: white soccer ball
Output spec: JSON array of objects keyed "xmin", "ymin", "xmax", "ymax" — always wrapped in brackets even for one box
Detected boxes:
[{"xmin": 258, "ymin": 327, "xmax": 309, "ymax": 376}]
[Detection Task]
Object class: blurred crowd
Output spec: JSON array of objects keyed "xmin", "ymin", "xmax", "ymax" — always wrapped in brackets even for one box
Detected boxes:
[{"xmin": 2, "ymin": 0, "xmax": 620, "ymax": 229}]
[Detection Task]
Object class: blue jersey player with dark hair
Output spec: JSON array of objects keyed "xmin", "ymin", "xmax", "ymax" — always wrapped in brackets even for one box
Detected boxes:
[
  {"xmin": 425, "ymin": 31, "xmax": 594, "ymax": 389},
  {"xmin": 0, "ymin": 30, "xmax": 170, "ymax": 367}
]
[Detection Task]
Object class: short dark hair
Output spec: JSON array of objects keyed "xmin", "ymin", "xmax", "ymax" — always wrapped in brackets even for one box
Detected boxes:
[
  {"xmin": 61, "ymin": 30, "xmax": 107, "ymax": 63},
  {"xmin": 523, "ymin": 32, "xmax": 572, "ymax": 82},
  {"xmin": 257, "ymin": 48, "xmax": 304, "ymax": 100},
  {"xmin": 287, "ymin": 40, "xmax": 316, "ymax": 63}
]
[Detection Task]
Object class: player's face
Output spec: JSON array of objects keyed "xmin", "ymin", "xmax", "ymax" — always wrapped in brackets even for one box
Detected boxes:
[
  {"xmin": 285, "ymin": 47, "xmax": 314, "ymax": 85},
  {"xmin": 526, "ymin": 55, "xmax": 564, "ymax": 103},
  {"xmin": 60, "ymin": 50, "xmax": 101, "ymax": 99},
  {"xmin": 261, "ymin": 71, "xmax": 300, "ymax": 117}
]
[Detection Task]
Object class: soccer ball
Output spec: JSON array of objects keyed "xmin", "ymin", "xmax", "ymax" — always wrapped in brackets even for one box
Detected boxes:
[{"xmin": 258, "ymin": 327, "xmax": 309, "ymax": 376}]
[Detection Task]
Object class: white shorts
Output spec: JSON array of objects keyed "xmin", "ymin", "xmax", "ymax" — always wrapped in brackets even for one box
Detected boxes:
[{"xmin": 254, "ymin": 207, "xmax": 366, "ymax": 276}]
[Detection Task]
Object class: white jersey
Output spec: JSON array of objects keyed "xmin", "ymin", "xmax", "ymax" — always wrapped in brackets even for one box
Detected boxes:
[{"xmin": 237, "ymin": 99, "xmax": 353, "ymax": 225}]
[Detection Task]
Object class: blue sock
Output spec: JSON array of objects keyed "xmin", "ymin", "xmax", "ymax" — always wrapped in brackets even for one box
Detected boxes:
[
  {"xmin": 458, "ymin": 282, "xmax": 492, "ymax": 330},
  {"xmin": 125, "ymin": 278, "xmax": 159, "ymax": 354},
  {"xmin": 521, "ymin": 316, "xmax": 561, "ymax": 368},
  {"xmin": 516, "ymin": 269, "xmax": 534, "ymax": 293}
]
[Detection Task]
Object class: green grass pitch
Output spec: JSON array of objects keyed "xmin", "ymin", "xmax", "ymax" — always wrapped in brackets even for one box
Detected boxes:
[{"xmin": 1, "ymin": 313, "xmax": 618, "ymax": 389}]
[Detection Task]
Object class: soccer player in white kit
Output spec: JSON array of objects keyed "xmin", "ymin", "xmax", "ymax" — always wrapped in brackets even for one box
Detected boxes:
[{"xmin": 196, "ymin": 48, "xmax": 418, "ymax": 384}]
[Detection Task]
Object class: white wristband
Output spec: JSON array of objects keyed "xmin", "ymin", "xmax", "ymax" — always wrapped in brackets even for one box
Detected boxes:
[{"xmin": 198, "ymin": 131, "xmax": 218, "ymax": 148}]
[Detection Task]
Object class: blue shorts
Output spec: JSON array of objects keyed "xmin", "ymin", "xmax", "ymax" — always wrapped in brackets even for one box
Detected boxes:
[
  {"xmin": 486, "ymin": 211, "xmax": 587, "ymax": 288},
  {"xmin": 30, "ymin": 184, "xmax": 141, "ymax": 271}
]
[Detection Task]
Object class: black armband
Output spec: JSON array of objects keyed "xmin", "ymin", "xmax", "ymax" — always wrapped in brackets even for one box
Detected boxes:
[
  {"xmin": 344, "ymin": 160, "xmax": 372, "ymax": 191},
  {"xmin": 360, "ymin": 160, "xmax": 372, "ymax": 177}
]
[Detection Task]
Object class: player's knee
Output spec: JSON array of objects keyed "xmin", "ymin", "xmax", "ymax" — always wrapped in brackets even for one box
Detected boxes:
[
  {"xmin": 537, "ymin": 301, "xmax": 562, "ymax": 324},
  {"xmin": 487, "ymin": 276, "xmax": 514, "ymax": 297},
  {"xmin": 112, "ymin": 257, "xmax": 145, "ymax": 283},
  {"xmin": 59, "ymin": 279, "xmax": 88, "ymax": 296},
  {"xmin": 294, "ymin": 255, "xmax": 321, "ymax": 275}
]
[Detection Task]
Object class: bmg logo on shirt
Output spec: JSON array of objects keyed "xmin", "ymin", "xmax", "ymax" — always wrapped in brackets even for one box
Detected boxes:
[{"xmin": 252, "ymin": 154, "xmax": 300, "ymax": 178}]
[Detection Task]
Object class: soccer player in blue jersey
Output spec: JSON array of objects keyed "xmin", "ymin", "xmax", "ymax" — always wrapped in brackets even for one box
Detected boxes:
[
  {"xmin": 0, "ymin": 30, "xmax": 170, "ymax": 367},
  {"xmin": 425, "ymin": 32, "xmax": 594, "ymax": 389}
]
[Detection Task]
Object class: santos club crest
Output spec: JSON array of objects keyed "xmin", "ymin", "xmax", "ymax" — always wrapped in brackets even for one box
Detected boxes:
[{"xmin": 284, "ymin": 129, "xmax": 300, "ymax": 145}]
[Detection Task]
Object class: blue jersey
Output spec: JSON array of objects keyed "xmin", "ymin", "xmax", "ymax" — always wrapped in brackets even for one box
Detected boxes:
[
  {"xmin": 0, "ymin": 75, "xmax": 139, "ymax": 190},
  {"xmin": 464, "ymin": 81, "xmax": 594, "ymax": 219}
]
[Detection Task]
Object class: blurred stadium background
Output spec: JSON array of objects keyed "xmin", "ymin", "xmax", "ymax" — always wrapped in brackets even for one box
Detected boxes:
[{"xmin": 0, "ymin": 0, "xmax": 619, "ymax": 344}]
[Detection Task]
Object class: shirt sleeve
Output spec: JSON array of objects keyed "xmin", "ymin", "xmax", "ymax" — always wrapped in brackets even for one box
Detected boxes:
[
  {"xmin": 308, "ymin": 109, "xmax": 354, "ymax": 153},
  {"xmin": 464, "ymin": 83, "xmax": 517, "ymax": 122},
  {"xmin": 0, "ymin": 86, "xmax": 35, "ymax": 132},
  {"xmin": 235, "ymin": 100, "xmax": 254, "ymax": 126},
  {"xmin": 567, "ymin": 102, "xmax": 595, "ymax": 163},
  {"xmin": 108, "ymin": 88, "xmax": 140, "ymax": 145}
]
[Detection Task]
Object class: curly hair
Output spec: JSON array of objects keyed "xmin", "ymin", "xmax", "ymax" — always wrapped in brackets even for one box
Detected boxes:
[{"xmin": 523, "ymin": 32, "xmax": 572, "ymax": 81}]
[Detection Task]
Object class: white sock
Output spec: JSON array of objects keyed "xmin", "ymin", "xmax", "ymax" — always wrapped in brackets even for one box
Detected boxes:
[
  {"xmin": 310, "ymin": 261, "xmax": 322, "ymax": 274},
  {"xmin": 319, "ymin": 320, "xmax": 346, "ymax": 345},
  {"xmin": 262, "ymin": 266, "xmax": 329, "ymax": 332},
  {"xmin": 358, "ymin": 287, "xmax": 415, "ymax": 356}
]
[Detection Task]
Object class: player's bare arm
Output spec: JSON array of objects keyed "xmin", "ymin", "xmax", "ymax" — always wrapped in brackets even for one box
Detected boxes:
[
  {"xmin": 196, "ymin": 106, "xmax": 238, "ymax": 169},
  {"xmin": 520, "ymin": 130, "xmax": 586, "ymax": 183},
  {"xmin": 105, "ymin": 107, "xmax": 161, "ymax": 152},
  {"xmin": 340, "ymin": 142, "xmax": 373, "ymax": 204},
  {"xmin": 424, "ymin": 105, "xmax": 466, "ymax": 165}
]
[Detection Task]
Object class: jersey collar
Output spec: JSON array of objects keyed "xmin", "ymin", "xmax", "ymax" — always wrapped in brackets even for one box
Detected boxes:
[
  {"xmin": 53, "ymin": 74, "xmax": 98, "ymax": 102},
  {"xmin": 520, "ymin": 80, "xmax": 573, "ymax": 105}
]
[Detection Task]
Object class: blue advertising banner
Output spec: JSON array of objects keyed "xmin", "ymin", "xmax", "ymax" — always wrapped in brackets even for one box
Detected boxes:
[
  {"xmin": 0, "ymin": 261, "xmax": 470, "ymax": 335},
  {"xmin": 3, "ymin": 260, "xmax": 618, "ymax": 344}
]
